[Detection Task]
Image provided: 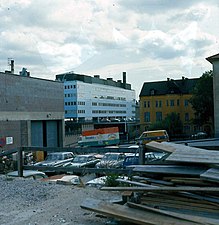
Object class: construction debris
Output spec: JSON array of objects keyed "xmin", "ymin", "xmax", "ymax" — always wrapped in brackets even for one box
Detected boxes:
[{"xmin": 80, "ymin": 142, "xmax": 219, "ymax": 225}]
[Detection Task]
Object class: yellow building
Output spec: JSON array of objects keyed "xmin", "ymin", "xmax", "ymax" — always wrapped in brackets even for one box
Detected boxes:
[{"xmin": 139, "ymin": 77, "xmax": 199, "ymax": 136}]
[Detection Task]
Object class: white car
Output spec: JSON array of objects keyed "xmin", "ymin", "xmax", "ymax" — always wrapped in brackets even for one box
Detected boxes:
[{"xmin": 7, "ymin": 170, "xmax": 47, "ymax": 179}]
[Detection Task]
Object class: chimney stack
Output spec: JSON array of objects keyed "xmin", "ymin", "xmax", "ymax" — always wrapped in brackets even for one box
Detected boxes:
[
  {"xmin": 11, "ymin": 59, "xmax": 14, "ymax": 74},
  {"xmin": 123, "ymin": 71, "xmax": 126, "ymax": 84}
]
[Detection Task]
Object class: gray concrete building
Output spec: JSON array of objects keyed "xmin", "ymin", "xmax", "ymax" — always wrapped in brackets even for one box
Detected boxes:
[
  {"xmin": 0, "ymin": 71, "xmax": 65, "ymax": 151},
  {"xmin": 206, "ymin": 53, "xmax": 219, "ymax": 137}
]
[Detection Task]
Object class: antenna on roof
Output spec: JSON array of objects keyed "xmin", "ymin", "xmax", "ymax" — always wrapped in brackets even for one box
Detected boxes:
[{"xmin": 8, "ymin": 58, "xmax": 14, "ymax": 74}]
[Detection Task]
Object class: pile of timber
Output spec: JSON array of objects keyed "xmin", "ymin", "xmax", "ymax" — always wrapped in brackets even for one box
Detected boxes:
[{"xmin": 81, "ymin": 142, "xmax": 219, "ymax": 225}]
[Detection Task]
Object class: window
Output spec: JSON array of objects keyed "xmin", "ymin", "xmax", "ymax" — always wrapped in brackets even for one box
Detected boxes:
[
  {"xmin": 156, "ymin": 101, "xmax": 158, "ymax": 107},
  {"xmin": 148, "ymin": 101, "xmax": 150, "ymax": 108},
  {"xmin": 144, "ymin": 112, "xmax": 150, "ymax": 122},
  {"xmin": 144, "ymin": 101, "xmax": 147, "ymax": 108},
  {"xmin": 159, "ymin": 100, "xmax": 162, "ymax": 107},
  {"xmin": 185, "ymin": 113, "xmax": 189, "ymax": 121},
  {"xmin": 170, "ymin": 100, "xmax": 174, "ymax": 106},
  {"xmin": 156, "ymin": 112, "xmax": 162, "ymax": 121},
  {"xmin": 177, "ymin": 99, "xmax": 180, "ymax": 106},
  {"xmin": 184, "ymin": 99, "xmax": 189, "ymax": 107},
  {"xmin": 151, "ymin": 89, "xmax": 155, "ymax": 95},
  {"xmin": 166, "ymin": 100, "xmax": 169, "ymax": 106}
]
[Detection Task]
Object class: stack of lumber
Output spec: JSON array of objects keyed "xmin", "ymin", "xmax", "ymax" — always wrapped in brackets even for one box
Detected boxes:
[{"xmin": 81, "ymin": 142, "xmax": 219, "ymax": 225}]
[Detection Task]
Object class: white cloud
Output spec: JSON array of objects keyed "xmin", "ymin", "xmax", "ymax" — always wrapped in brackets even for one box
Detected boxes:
[{"xmin": 0, "ymin": 0, "xmax": 218, "ymax": 98}]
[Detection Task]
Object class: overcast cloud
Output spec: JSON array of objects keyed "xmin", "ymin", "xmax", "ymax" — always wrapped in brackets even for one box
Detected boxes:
[{"xmin": 0, "ymin": 0, "xmax": 218, "ymax": 98}]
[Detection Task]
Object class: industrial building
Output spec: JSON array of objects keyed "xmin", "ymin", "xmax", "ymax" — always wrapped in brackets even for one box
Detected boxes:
[
  {"xmin": 0, "ymin": 67, "xmax": 65, "ymax": 152},
  {"xmin": 56, "ymin": 72, "xmax": 136, "ymax": 122}
]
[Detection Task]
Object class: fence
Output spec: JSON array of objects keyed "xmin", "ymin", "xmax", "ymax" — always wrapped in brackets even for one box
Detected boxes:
[{"xmin": 1, "ymin": 146, "xmax": 143, "ymax": 177}]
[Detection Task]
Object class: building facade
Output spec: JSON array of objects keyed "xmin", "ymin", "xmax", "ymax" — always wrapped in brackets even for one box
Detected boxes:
[
  {"xmin": 56, "ymin": 72, "xmax": 136, "ymax": 122},
  {"xmin": 0, "ymin": 72, "xmax": 65, "ymax": 151},
  {"xmin": 139, "ymin": 77, "xmax": 199, "ymax": 135},
  {"xmin": 206, "ymin": 53, "xmax": 219, "ymax": 137}
]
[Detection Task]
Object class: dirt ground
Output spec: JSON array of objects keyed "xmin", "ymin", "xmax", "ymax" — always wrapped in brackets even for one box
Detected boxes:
[{"xmin": 0, "ymin": 174, "xmax": 122, "ymax": 225}]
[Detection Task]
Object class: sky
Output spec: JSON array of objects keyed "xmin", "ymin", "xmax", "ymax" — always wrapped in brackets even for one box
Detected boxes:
[{"xmin": 0, "ymin": 0, "xmax": 219, "ymax": 99}]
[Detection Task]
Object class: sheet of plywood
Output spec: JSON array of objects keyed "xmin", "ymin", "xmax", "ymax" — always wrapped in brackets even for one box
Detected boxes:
[
  {"xmin": 145, "ymin": 141, "xmax": 177, "ymax": 153},
  {"xmin": 127, "ymin": 202, "xmax": 219, "ymax": 225},
  {"xmin": 80, "ymin": 198, "xmax": 199, "ymax": 225},
  {"xmin": 101, "ymin": 186, "xmax": 219, "ymax": 193},
  {"xmin": 132, "ymin": 165, "xmax": 207, "ymax": 176},
  {"xmin": 166, "ymin": 147, "xmax": 219, "ymax": 164},
  {"xmin": 200, "ymin": 168, "xmax": 219, "ymax": 183}
]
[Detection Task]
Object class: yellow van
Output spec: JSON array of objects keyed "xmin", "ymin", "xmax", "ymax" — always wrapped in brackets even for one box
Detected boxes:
[{"xmin": 136, "ymin": 130, "xmax": 169, "ymax": 145}]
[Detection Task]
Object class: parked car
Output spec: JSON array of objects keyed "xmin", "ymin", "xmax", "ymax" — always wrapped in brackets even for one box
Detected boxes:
[
  {"xmin": 7, "ymin": 170, "xmax": 47, "ymax": 179},
  {"xmin": 136, "ymin": 130, "xmax": 169, "ymax": 145},
  {"xmin": 62, "ymin": 154, "xmax": 100, "ymax": 168},
  {"xmin": 34, "ymin": 152, "xmax": 75, "ymax": 173},
  {"xmin": 191, "ymin": 132, "xmax": 208, "ymax": 139},
  {"xmin": 95, "ymin": 152, "xmax": 126, "ymax": 169},
  {"xmin": 110, "ymin": 118, "xmax": 121, "ymax": 122},
  {"xmin": 123, "ymin": 152, "xmax": 168, "ymax": 168}
]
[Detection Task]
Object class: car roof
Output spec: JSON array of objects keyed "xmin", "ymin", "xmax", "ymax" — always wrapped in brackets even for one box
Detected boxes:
[
  {"xmin": 48, "ymin": 152, "xmax": 73, "ymax": 155},
  {"xmin": 7, "ymin": 170, "xmax": 47, "ymax": 178}
]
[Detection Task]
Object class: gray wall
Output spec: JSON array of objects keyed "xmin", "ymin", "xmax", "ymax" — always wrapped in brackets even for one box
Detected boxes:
[
  {"xmin": 212, "ymin": 61, "xmax": 219, "ymax": 137},
  {"xmin": 0, "ymin": 72, "xmax": 64, "ymax": 150}
]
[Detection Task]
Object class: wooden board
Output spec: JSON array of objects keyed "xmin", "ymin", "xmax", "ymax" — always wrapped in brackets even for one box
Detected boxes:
[
  {"xmin": 132, "ymin": 165, "xmax": 207, "ymax": 176},
  {"xmin": 166, "ymin": 147, "xmax": 219, "ymax": 164},
  {"xmin": 132, "ymin": 175, "xmax": 174, "ymax": 186},
  {"xmin": 127, "ymin": 202, "xmax": 219, "ymax": 225},
  {"xmin": 200, "ymin": 168, "xmax": 219, "ymax": 183},
  {"xmin": 80, "ymin": 198, "xmax": 199, "ymax": 225},
  {"xmin": 145, "ymin": 141, "xmax": 177, "ymax": 153},
  {"xmin": 101, "ymin": 186, "xmax": 219, "ymax": 193}
]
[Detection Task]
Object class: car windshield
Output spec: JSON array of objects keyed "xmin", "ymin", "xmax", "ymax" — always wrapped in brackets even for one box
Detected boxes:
[
  {"xmin": 102, "ymin": 154, "xmax": 119, "ymax": 161},
  {"xmin": 73, "ymin": 156, "xmax": 88, "ymax": 163},
  {"xmin": 46, "ymin": 154, "xmax": 63, "ymax": 161}
]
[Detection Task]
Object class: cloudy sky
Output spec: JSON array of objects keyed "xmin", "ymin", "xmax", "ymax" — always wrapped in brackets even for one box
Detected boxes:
[{"xmin": 0, "ymin": 0, "xmax": 219, "ymax": 98}]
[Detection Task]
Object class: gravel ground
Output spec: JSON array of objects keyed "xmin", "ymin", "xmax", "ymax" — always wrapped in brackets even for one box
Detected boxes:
[{"xmin": 0, "ymin": 174, "xmax": 121, "ymax": 225}]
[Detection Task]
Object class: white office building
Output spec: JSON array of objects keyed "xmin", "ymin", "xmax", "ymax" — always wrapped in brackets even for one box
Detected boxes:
[{"xmin": 56, "ymin": 72, "xmax": 136, "ymax": 122}]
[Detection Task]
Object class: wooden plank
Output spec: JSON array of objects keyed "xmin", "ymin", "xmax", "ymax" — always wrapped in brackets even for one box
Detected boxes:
[
  {"xmin": 145, "ymin": 141, "xmax": 177, "ymax": 153},
  {"xmin": 132, "ymin": 165, "xmax": 207, "ymax": 176},
  {"xmin": 140, "ymin": 196, "xmax": 219, "ymax": 213},
  {"xmin": 101, "ymin": 186, "xmax": 219, "ymax": 193},
  {"xmin": 141, "ymin": 193, "xmax": 219, "ymax": 209},
  {"xmin": 166, "ymin": 147, "xmax": 219, "ymax": 164},
  {"xmin": 166, "ymin": 177, "xmax": 215, "ymax": 187},
  {"xmin": 80, "ymin": 198, "xmax": 199, "ymax": 225},
  {"xmin": 127, "ymin": 202, "xmax": 219, "ymax": 225},
  {"xmin": 116, "ymin": 178, "xmax": 157, "ymax": 187},
  {"xmin": 200, "ymin": 168, "xmax": 219, "ymax": 183},
  {"xmin": 132, "ymin": 175, "xmax": 174, "ymax": 186}
]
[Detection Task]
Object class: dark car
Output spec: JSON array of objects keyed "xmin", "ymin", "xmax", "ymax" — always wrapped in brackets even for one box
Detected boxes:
[
  {"xmin": 191, "ymin": 132, "xmax": 208, "ymax": 139},
  {"xmin": 62, "ymin": 154, "xmax": 100, "ymax": 169},
  {"xmin": 95, "ymin": 152, "xmax": 126, "ymax": 169},
  {"xmin": 123, "ymin": 152, "xmax": 168, "ymax": 168},
  {"xmin": 34, "ymin": 152, "xmax": 75, "ymax": 174}
]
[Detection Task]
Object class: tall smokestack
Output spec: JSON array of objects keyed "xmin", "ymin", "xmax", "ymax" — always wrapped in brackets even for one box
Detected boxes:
[
  {"xmin": 11, "ymin": 59, "xmax": 14, "ymax": 74},
  {"xmin": 123, "ymin": 71, "xmax": 126, "ymax": 84}
]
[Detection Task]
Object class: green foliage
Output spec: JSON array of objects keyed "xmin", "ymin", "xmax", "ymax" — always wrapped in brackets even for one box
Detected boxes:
[
  {"xmin": 189, "ymin": 70, "xmax": 213, "ymax": 125},
  {"xmin": 149, "ymin": 112, "xmax": 183, "ymax": 137},
  {"xmin": 104, "ymin": 174, "xmax": 120, "ymax": 187}
]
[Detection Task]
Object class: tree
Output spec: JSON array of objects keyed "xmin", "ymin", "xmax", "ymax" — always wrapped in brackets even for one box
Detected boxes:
[
  {"xmin": 189, "ymin": 70, "xmax": 213, "ymax": 126},
  {"xmin": 148, "ymin": 112, "xmax": 183, "ymax": 138}
]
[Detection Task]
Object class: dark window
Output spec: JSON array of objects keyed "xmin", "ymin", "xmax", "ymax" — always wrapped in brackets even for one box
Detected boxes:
[
  {"xmin": 170, "ymin": 100, "xmax": 174, "ymax": 106},
  {"xmin": 177, "ymin": 99, "xmax": 180, "ymax": 106},
  {"xmin": 185, "ymin": 113, "xmax": 189, "ymax": 121},
  {"xmin": 144, "ymin": 112, "xmax": 150, "ymax": 122},
  {"xmin": 156, "ymin": 112, "xmax": 162, "ymax": 121}
]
